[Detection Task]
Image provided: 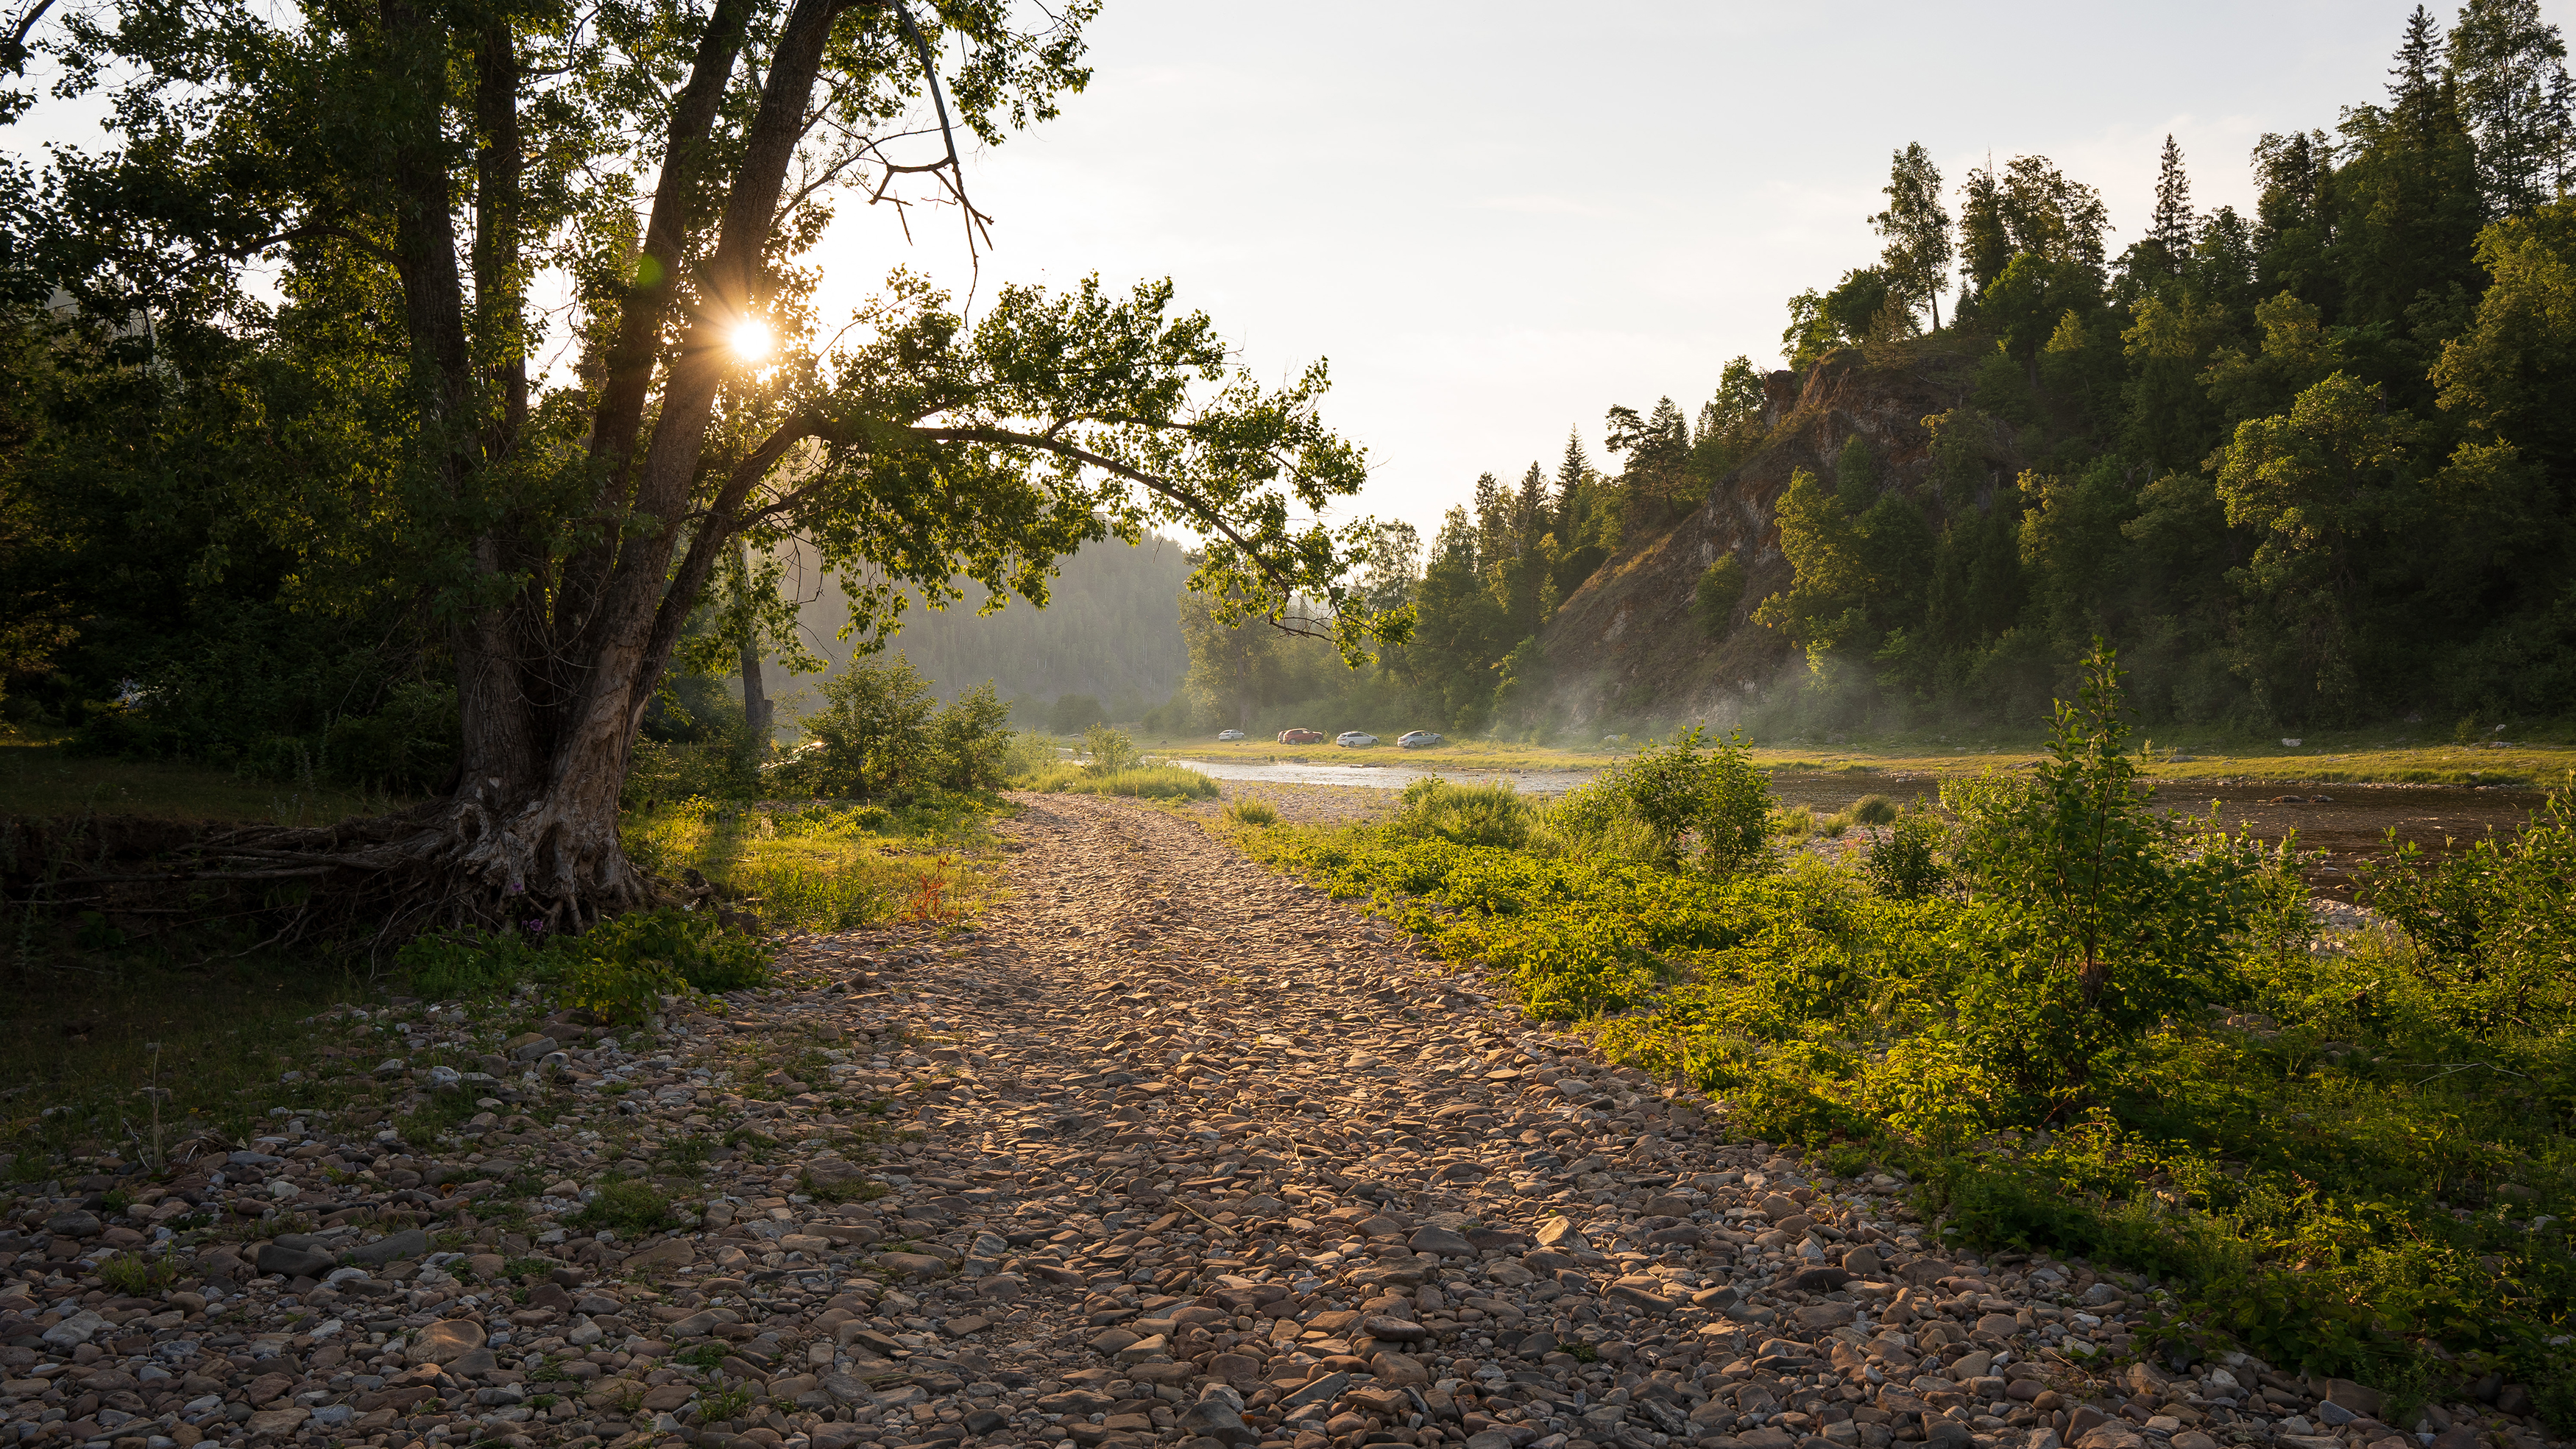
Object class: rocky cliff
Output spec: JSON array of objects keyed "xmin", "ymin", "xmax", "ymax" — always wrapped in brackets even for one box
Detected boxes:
[{"xmin": 1526, "ymin": 339, "xmax": 1991, "ymax": 731}]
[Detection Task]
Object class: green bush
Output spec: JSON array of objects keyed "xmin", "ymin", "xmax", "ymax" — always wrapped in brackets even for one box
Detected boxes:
[
  {"xmin": 1848, "ymin": 792, "xmax": 1899, "ymax": 825},
  {"xmin": 578, "ymin": 908, "xmax": 772, "ymax": 993},
  {"xmin": 770, "ymin": 654, "xmax": 1016, "ymax": 801},
  {"xmin": 1693, "ymin": 555, "xmax": 1747, "ymax": 637},
  {"xmin": 1544, "ymin": 727, "xmax": 1772, "ymax": 874},
  {"xmin": 1392, "ymin": 776, "xmax": 1530, "ymax": 849},
  {"xmin": 403, "ymin": 904, "xmax": 773, "ymax": 1023},
  {"xmin": 397, "ymin": 927, "xmax": 558, "ymax": 999},
  {"xmin": 1858, "ymin": 800, "xmax": 1950, "ymax": 900},
  {"xmin": 1080, "ymin": 723, "xmax": 1142, "ymax": 774}
]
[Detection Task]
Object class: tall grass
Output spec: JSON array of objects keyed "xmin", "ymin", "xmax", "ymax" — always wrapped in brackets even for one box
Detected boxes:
[{"xmin": 1016, "ymin": 763, "xmax": 1217, "ymax": 800}]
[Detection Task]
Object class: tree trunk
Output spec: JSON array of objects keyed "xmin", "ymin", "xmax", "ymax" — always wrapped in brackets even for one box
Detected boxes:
[
  {"xmin": 740, "ymin": 643, "xmax": 772, "ymax": 754},
  {"xmin": 345, "ymin": 0, "xmax": 845, "ymax": 933}
]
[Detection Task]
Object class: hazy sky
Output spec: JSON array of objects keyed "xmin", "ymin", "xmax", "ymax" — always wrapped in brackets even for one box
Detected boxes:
[{"xmin": 815, "ymin": 0, "xmax": 2516, "ymax": 539}]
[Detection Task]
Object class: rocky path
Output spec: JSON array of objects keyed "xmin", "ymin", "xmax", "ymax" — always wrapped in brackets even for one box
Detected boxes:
[{"xmin": 0, "ymin": 796, "xmax": 2550, "ymax": 1449}]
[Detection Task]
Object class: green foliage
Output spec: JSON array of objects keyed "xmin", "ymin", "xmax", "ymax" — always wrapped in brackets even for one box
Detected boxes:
[
  {"xmin": 1858, "ymin": 800, "xmax": 1950, "ymax": 900},
  {"xmin": 1390, "ymin": 777, "xmax": 1531, "ymax": 850},
  {"xmin": 568, "ymin": 1178, "xmax": 678, "ymax": 1236},
  {"xmin": 96, "ymin": 1250, "xmax": 178, "ymax": 1294},
  {"xmin": 394, "ymin": 899, "xmax": 769, "ymax": 1022},
  {"xmin": 772, "ymin": 656, "xmax": 1017, "ymax": 801},
  {"xmin": 1692, "ymin": 556, "xmax": 1747, "ymax": 637},
  {"xmin": 1019, "ymin": 763, "xmax": 1215, "ymax": 800},
  {"xmin": 1080, "ymin": 723, "xmax": 1141, "ymax": 775},
  {"xmin": 1942, "ymin": 646, "xmax": 2269, "ymax": 1107},
  {"xmin": 580, "ymin": 909, "xmax": 773, "ymax": 994},
  {"xmin": 1545, "ymin": 728, "xmax": 1772, "ymax": 875},
  {"xmin": 2354, "ymin": 772, "xmax": 2575, "ymax": 1032},
  {"xmin": 1223, "ymin": 798, "xmax": 1281, "ymax": 827},
  {"xmin": 397, "ymin": 927, "xmax": 558, "ymax": 999},
  {"xmin": 798, "ymin": 1168, "xmax": 889, "ymax": 1204},
  {"xmin": 1047, "ymin": 693, "xmax": 1108, "ymax": 733},
  {"xmin": 1239, "ymin": 665, "xmax": 2576, "ymax": 1382}
]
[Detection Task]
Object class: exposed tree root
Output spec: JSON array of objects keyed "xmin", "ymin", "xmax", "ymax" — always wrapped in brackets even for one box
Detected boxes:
[{"xmin": 5, "ymin": 792, "xmax": 675, "ymax": 958}]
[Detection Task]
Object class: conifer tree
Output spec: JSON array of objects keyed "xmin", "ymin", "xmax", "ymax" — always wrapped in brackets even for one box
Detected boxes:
[
  {"xmin": 2393, "ymin": 4, "xmax": 2444, "ymax": 107},
  {"xmin": 2148, "ymin": 135, "xmax": 2195, "ymax": 272}
]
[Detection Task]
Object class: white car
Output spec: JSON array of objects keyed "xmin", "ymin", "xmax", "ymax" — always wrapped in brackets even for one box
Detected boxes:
[
  {"xmin": 1335, "ymin": 731, "xmax": 1378, "ymax": 748},
  {"xmin": 1217, "ymin": 729, "xmax": 1246, "ymax": 741}
]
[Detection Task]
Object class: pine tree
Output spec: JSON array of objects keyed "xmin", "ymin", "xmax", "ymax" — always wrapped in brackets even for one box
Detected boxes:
[
  {"xmin": 2449, "ymin": 0, "xmax": 2575, "ymax": 215},
  {"xmin": 2148, "ymin": 135, "xmax": 2195, "ymax": 271},
  {"xmin": 1872, "ymin": 143, "xmax": 1953, "ymax": 329},
  {"xmin": 2392, "ymin": 4, "xmax": 2443, "ymax": 107}
]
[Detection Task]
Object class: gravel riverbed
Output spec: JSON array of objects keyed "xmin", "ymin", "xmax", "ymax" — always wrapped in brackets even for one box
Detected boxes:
[{"xmin": 0, "ymin": 795, "xmax": 2550, "ymax": 1449}]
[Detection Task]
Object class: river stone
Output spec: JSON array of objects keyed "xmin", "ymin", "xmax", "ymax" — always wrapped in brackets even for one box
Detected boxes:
[
  {"xmin": 409, "ymin": 1319, "xmax": 487, "ymax": 1365},
  {"xmin": 350, "ymin": 1228, "xmax": 431, "ymax": 1266}
]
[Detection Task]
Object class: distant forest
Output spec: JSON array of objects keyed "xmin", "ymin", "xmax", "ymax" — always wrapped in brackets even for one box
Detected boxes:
[
  {"xmin": 781, "ymin": 536, "xmax": 1195, "ymax": 724},
  {"xmin": 1175, "ymin": 0, "xmax": 2576, "ymax": 740}
]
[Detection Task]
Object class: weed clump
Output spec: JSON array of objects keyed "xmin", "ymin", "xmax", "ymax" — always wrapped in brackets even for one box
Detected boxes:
[
  {"xmin": 1392, "ymin": 777, "xmax": 1529, "ymax": 849},
  {"xmin": 1224, "ymin": 798, "xmax": 1281, "ymax": 827},
  {"xmin": 568, "ymin": 1178, "xmax": 678, "ymax": 1236}
]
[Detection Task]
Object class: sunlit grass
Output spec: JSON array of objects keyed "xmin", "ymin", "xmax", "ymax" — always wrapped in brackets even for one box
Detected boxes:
[
  {"xmin": 1015, "ymin": 763, "xmax": 1217, "ymax": 800},
  {"xmin": 621, "ymin": 797, "xmax": 1001, "ymax": 932}
]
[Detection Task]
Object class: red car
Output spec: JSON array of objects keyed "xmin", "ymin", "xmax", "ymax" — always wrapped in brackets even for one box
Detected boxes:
[{"xmin": 1277, "ymin": 728, "xmax": 1324, "ymax": 744}]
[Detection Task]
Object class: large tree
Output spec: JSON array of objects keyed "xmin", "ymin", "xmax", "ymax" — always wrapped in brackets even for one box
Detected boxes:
[
  {"xmin": 16, "ymin": 0, "xmax": 1399, "ymax": 929},
  {"xmin": 1870, "ymin": 141, "xmax": 1952, "ymax": 330}
]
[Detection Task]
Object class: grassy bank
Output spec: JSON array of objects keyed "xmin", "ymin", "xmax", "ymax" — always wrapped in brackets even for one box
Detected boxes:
[
  {"xmin": 1156, "ymin": 726, "xmax": 2575, "ymax": 787},
  {"xmin": 1221, "ymin": 701, "xmax": 2576, "ymax": 1413}
]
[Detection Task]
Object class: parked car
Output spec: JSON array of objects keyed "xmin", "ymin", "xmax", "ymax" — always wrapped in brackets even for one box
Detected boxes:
[
  {"xmin": 1278, "ymin": 728, "xmax": 1324, "ymax": 744},
  {"xmin": 1336, "ymin": 731, "xmax": 1379, "ymax": 748},
  {"xmin": 1217, "ymin": 729, "xmax": 1246, "ymax": 741},
  {"xmin": 1398, "ymin": 730, "xmax": 1443, "ymax": 748}
]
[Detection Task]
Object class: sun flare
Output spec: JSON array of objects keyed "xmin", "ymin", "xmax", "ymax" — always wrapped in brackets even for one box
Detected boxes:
[{"xmin": 729, "ymin": 319, "xmax": 774, "ymax": 363}]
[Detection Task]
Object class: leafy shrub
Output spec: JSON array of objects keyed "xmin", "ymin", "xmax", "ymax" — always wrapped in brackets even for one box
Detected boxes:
[
  {"xmin": 581, "ymin": 908, "xmax": 771, "ymax": 993},
  {"xmin": 397, "ymin": 927, "xmax": 557, "ymax": 999},
  {"xmin": 1047, "ymin": 693, "xmax": 1108, "ymax": 734},
  {"xmin": 1545, "ymin": 727, "xmax": 1772, "ymax": 874},
  {"xmin": 1225, "ymin": 798, "xmax": 1281, "ymax": 826},
  {"xmin": 559, "ymin": 950, "xmax": 687, "ymax": 1024},
  {"xmin": 1081, "ymin": 723, "xmax": 1141, "ymax": 774},
  {"xmin": 771, "ymin": 655, "xmax": 1016, "ymax": 800},
  {"xmin": 1393, "ymin": 777, "xmax": 1529, "ymax": 849},
  {"xmin": 1693, "ymin": 555, "xmax": 1747, "ymax": 636},
  {"xmin": 96, "ymin": 1250, "xmax": 177, "ymax": 1294},
  {"xmin": 1858, "ymin": 801, "xmax": 1950, "ymax": 899},
  {"xmin": 1848, "ymin": 793, "xmax": 1899, "ymax": 825}
]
